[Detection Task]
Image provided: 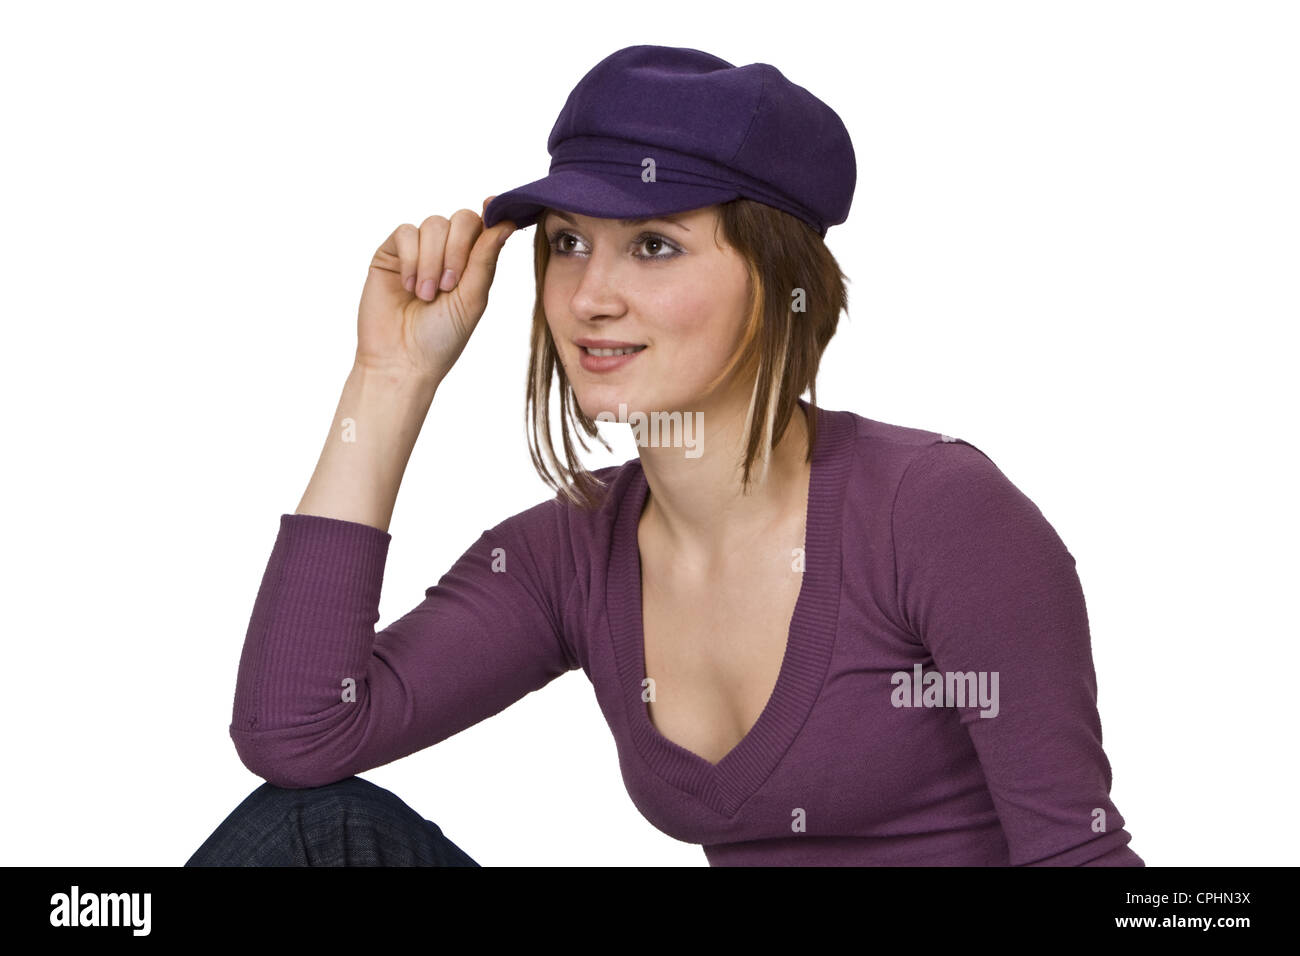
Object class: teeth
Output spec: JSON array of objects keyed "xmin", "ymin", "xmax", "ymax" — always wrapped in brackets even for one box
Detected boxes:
[{"xmin": 584, "ymin": 345, "xmax": 645, "ymax": 356}]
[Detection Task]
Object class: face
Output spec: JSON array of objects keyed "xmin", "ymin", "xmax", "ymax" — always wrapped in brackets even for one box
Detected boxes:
[{"xmin": 540, "ymin": 205, "xmax": 752, "ymax": 421}]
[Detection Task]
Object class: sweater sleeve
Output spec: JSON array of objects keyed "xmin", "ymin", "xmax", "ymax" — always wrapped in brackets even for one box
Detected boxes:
[
  {"xmin": 227, "ymin": 508, "xmax": 577, "ymax": 789},
  {"xmin": 891, "ymin": 439, "xmax": 1144, "ymax": 866}
]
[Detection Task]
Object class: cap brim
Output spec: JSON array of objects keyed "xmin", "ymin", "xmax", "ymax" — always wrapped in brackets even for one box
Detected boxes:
[{"xmin": 483, "ymin": 168, "xmax": 739, "ymax": 230}]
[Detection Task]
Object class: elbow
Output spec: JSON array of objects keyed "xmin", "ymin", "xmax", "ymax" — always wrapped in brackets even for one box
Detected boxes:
[
  {"xmin": 228, "ymin": 725, "xmax": 345, "ymax": 790},
  {"xmin": 1081, "ymin": 842, "xmax": 1145, "ymax": 866},
  {"xmin": 1020, "ymin": 835, "xmax": 1145, "ymax": 866}
]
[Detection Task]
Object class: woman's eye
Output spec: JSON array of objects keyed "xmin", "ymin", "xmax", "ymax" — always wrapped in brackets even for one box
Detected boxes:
[
  {"xmin": 634, "ymin": 235, "xmax": 680, "ymax": 259},
  {"xmin": 547, "ymin": 230, "xmax": 680, "ymax": 260},
  {"xmin": 549, "ymin": 231, "xmax": 585, "ymax": 255}
]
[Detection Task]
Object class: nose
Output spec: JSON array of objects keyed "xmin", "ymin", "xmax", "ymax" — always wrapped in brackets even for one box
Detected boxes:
[{"xmin": 566, "ymin": 245, "xmax": 628, "ymax": 322}]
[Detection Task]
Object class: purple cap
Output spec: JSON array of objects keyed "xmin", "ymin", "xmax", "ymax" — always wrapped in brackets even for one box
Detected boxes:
[{"xmin": 482, "ymin": 45, "xmax": 856, "ymax": 239}]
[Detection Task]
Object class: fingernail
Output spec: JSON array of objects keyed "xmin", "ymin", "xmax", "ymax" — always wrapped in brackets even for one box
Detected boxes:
[
  {"xmin": 439, "ymin": 268, "xmax": 456, "ymax": 291},
  {"xmin": 404, "ymin": 275, "xmax": 415, "ymax": 292},
  {"xmin": 419, "ymin": 278, "xmax": 435, "ymax": 299}
]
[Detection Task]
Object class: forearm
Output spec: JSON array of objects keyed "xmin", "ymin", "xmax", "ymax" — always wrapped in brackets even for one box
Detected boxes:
[{"xmin": 295, "ymin": 363, "xmax": 439, "ymax": 533}]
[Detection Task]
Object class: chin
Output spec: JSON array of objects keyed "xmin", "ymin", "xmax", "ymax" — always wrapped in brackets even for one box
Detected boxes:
[{"xmin": 571, "ymin": 385, "xmax": 640, "ymax": 423}]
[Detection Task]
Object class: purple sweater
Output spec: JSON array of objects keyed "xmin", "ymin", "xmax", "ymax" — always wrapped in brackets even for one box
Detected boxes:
[{"xmin": 229, "ymin": 398, "xmax": 1143, "ymax": 866}]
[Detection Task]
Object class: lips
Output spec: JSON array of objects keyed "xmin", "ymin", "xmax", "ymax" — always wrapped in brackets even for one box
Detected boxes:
[
  {"xmin": 575, "ymin": 338, "xmax": 645, "ymax": 350},
  {"xmin": 581, "ymin": 344, "xmax": 647, "ymax": 356},
  {"xmin": 576, "ymin": 342, "xmax": 647, "ymax": 373}
]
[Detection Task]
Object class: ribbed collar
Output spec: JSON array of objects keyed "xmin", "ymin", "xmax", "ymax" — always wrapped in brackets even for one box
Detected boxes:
[{"xmin": 606, "ymin": 398, "xmax": 855, "ymax": 817}]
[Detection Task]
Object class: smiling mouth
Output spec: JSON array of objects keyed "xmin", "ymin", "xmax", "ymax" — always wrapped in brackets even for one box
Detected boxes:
[{"xmin": 581, "ymin": 345, "xmax": 647, "ymax": 357}]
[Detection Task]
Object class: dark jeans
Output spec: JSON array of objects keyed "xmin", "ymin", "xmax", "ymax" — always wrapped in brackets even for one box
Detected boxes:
[{"xmin": 185, "ymin": 775, "xmax": 480, "ymax": 866}]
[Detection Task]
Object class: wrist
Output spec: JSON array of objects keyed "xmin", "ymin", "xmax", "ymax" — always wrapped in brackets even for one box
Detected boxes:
[{"xmin": 347, "ymin": 361, "xmax": 440, "ymax": 402}]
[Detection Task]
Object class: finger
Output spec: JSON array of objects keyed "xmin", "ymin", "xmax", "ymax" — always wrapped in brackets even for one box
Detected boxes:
[
  {"xmin": 482, "ymin": 194, "xmax": 497, "ymax": 217},
  {"xmin": 438, "ymin": 209, "xmax": 484, "ymax": 293},
  {"xmin": 374, "ymin": 222, "xmax": 415, "ymax": 267},
  {"xmin": 392, "ymin": 224, "xmax": 419, "ymax": 292},
  {"xmin": 455, "ymin": 218, "xmax": 516, "ymax": 318},
  {"xmin": 415, "ymin": 215, "xmax": 450, "ymax": 301}
]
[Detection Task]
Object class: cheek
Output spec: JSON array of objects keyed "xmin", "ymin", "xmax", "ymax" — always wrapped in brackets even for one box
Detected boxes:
[
  {"xmin": 542, "ymin": 275, "xmax": 568, "ymax": 336},
  {"xmin": 542, "ymin": 270, "xmax": 561, "ymax": 312},
  {"xmin": 648, "ymin": 280, "xmax": 745, "ymax": 356}
]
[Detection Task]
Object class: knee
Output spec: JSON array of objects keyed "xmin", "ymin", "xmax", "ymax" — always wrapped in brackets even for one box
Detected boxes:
[{"xmin": 246, "ymin": 775, "xmax": 393, "ymax": 815}]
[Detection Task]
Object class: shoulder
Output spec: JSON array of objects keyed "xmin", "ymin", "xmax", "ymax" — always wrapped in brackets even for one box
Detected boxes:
[
  {"xmin": 466, "ymin": 458, "xmax": 639, "ymax": 672},
  {"xmin": 826, "ymin": 405, "xmax": 1005, "ymax": 516},
  {"xmin": 480, "ymin": 457, "xmax": 640, "ymax": 562},
  {"xmin": 830, "ymin": 404, "xmax": 1062, "ymax": 558},
  {"xmin": 845, "ymin": 415, "xmax": 1075, "ymax": 581},
  {"xmin": 845, "ymin": 408, "xmax": 998, "ymax": 481}
]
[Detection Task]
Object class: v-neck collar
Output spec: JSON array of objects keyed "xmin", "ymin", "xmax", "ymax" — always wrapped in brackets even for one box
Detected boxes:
[{"xmin": 606, "ymin": 398, "xmax": 855, "ymax": 818}]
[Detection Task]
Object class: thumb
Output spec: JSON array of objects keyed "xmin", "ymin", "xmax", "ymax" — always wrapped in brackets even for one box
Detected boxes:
[{"xmin": 456, "ymin": 218, "xmax": 516, "ymax": 316}]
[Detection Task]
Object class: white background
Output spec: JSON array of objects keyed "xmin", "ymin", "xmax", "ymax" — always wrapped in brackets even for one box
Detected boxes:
[{"xmin": 2, "ymin": 0, "xmax": 1295, "ymax": 866}]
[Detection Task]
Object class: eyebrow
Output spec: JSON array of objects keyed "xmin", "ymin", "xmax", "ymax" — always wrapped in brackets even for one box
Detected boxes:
[{"xmin": 544, "ymin": 210, "xmax": 691, "ymax": 232}]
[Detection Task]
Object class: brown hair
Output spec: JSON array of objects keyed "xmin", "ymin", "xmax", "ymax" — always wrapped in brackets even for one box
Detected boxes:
[{"xmin": 524, "ymin": 198, "xmax": 849, "ymax": 511}]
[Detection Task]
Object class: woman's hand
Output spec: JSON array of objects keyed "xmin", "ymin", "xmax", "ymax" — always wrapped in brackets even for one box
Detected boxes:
[{"xmin": 355, "ymin": 196, "xmax": 516, "ymax": 386}]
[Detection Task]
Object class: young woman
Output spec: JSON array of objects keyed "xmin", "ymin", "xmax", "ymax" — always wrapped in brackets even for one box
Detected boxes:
[{"xmin": 188, "ymin": 45, "xmax": 1143, "ymax": 867}]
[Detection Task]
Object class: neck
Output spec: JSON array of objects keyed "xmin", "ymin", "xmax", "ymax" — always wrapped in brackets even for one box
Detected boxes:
[{"xmin": 637, "ymin": 390, "xmax": 811, "ymax": 570}]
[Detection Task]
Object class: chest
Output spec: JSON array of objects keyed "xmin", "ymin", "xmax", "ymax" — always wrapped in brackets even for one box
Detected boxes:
[{"xmin": 638, "ymin": 527, "xmax": 805, "ymax": 766}]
